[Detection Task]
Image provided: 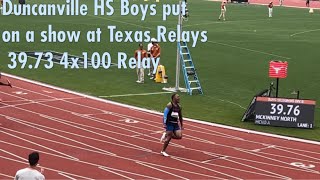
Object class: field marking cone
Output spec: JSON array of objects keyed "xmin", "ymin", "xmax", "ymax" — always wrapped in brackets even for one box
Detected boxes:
[
  {"xmin": 154, "ymin": 65, "xmax": 163, "ymax": 83},
  {"xmin": 154, "ymin": 65, "xmax": 167, "ymax": 83},
  {"xmin": 160, "ymin": 65, "xmax": 167, "ymax": 83}
]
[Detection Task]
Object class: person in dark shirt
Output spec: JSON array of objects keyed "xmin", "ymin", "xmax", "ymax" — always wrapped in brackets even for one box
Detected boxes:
[
  {"xmin": 0, "ymin": 72, "xmax": 12, "ymax": 88},
  {"xmin": 19, "ymin": 0, "xmax": 26, "ymax": 5},
  {"xmin": 160, "ymin": 93, "xmax": 184, "ymax": 157}
]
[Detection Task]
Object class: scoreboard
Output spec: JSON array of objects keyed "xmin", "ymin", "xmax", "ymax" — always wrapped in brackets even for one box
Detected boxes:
[{"xmin": 254, "ymin": 97, "xmax": 316, "ymax": 129}]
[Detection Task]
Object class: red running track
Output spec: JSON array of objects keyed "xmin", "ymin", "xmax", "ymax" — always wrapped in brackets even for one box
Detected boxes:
[
  {"xmin": 1, "ymin": 74, "xmax": 320, "ymax": 179},
  {"xmin": 249, "ymin": 0, "xmax": 320, "ymax": 9}
]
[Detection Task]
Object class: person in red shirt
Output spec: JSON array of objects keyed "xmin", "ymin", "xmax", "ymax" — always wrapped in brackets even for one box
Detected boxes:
[
  {"xmin": 218, "ymin": 2, "xmax": 227, "ymax": 21},
  {"xmin": 134, "ymin": 43, "xmax": 148, "ymax": 83},
  {"xmin": 150, "ymin": 38, "xmax": 161, "ymax": 79},
  {"xmin": 268, "ymin": 2, "xmax": 273, "ymax": 18}
]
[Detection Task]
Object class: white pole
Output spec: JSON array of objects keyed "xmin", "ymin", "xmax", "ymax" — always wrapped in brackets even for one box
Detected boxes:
[{"xmin": 175, "ymin": 0, "xmax": 182, "ymax": 91}]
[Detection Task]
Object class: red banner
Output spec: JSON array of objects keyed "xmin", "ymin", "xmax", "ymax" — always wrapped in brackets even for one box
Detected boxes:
[{"xmin": 269, "ymin": 61, "xmax": 288, "ymax": 78}]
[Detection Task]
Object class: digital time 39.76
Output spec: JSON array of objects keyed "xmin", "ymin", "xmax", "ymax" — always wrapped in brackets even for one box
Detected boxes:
[{"xmin": 254, "ymin": 97, "xmax": 316, "ymax": 129}]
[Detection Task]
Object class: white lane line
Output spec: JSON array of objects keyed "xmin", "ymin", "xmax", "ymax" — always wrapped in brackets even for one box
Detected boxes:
[
  {"xmin": 0, "ymin": 140, "xmax": 81, "ymax": 162},
  {"xmin": 276, "ymin": 146, "xmax": 320, "ymax": 156},
  {"xmin": 234, "ymin": 148, "xmax": 320, "ymax": 174},
  {"xmin": 0, "ymin": 149, "xmax": 28, "ymax": 162},
  {"xmin": 3, "ymin": 115, "xmax": 117, "ymax": 156},
  {"xmin": 136, "ymin": 162, "xmax": 190, "ymax": 180},
  {"xmin": 175, "ymin": 154, "xmax": 289, "ymax": 179},
  {"xmin": 58, "ymin": 173, "xmax": 78, "ymax": 180},
  {"xmin": 134, "ymin": 161, "xmax": 221, "ymax": 179},
  {"xmin": 274, "ymin": 147, "xmax": 320, "ymax": 161},
  {"xmin": 224, "ymin": 158, "xmax": 291, "ymax": 180},
  {"xmin": 1, "ymin": 130, "xmax": 79, "ymax": 161},
  {"xmin": 99, "ymin": 91, "xmax": 172, "ymax": 98},
  {"xmin": 98, "ymin": 166, "xmax": 161, "ymax": 180},
  {"xmin": 290, "ymin": 29, "xmax": 320, "ymax": 37},
  {"xmin": 1, "ymin": 127, "xmax": 126, "ymax": 156},
  {"xmin": 203, "ymin": 151, "xmax": 320, "ymax": 175},
  {"xmin": 0, "ymin": 173, "xmax": 14, "ymax": 178},
  {"xmin": 207, "ymin": 40, "xmax": 291, "ymax": 60},
  {"xmin": 171, "ymin": 156, "xmax": 241, "ymax": 180},
  {"xmin": 0, "ymin": 97, "xmax": 84, "ymax": 109},
  {"xmin": 87, "ymin": 14, "xmax": 153, "ymax": 30},
  {"xmin": 249, "ymin": 147, "xmax": 320, "ymax": 164},
  {"xmin": 251, "ymin": 145, "xmax": 276, "ymax": 152},
  {"xmin": 98, "ymin": 167, "xmax": 134, "ymax": 180},
  {"xmin": 0, "ymin": 114, "xmax": 156, "ymax": 154}
]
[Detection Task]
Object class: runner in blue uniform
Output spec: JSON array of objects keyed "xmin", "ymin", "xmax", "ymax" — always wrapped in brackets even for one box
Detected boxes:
[{"xmin": 160, "ymin": 93, "xmax": 184, "ymax": 157}]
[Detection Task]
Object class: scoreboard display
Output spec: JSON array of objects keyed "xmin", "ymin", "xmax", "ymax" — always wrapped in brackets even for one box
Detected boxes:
[{"xmin": 254, "ymin": 97, "xmax": 316, "ymax": 129}]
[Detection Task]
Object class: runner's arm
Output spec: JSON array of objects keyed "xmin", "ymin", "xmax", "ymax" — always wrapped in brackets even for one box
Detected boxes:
[{"xmin": 163, "ymin": 107, "xmax": 170, "ymax": 126}]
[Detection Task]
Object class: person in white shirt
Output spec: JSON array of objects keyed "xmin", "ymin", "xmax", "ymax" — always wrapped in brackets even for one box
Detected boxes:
[
  {"xmin": 14, "ymin": 152, "xmax": 45, "ymax": 180},
  {"xmin": 279, "ymin": 0, "xmax": 283, "ymax": 6},
  {"xmin": 218, "ymin": 2, "xmax": 227, "ymax": 21},
  {"xmin": 268, "ymin": 2, "xmax": 273, "ymax": 18},
  {"xmin": 147, "ymin": 38, "xmax": 156, "ymax": 78}
]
